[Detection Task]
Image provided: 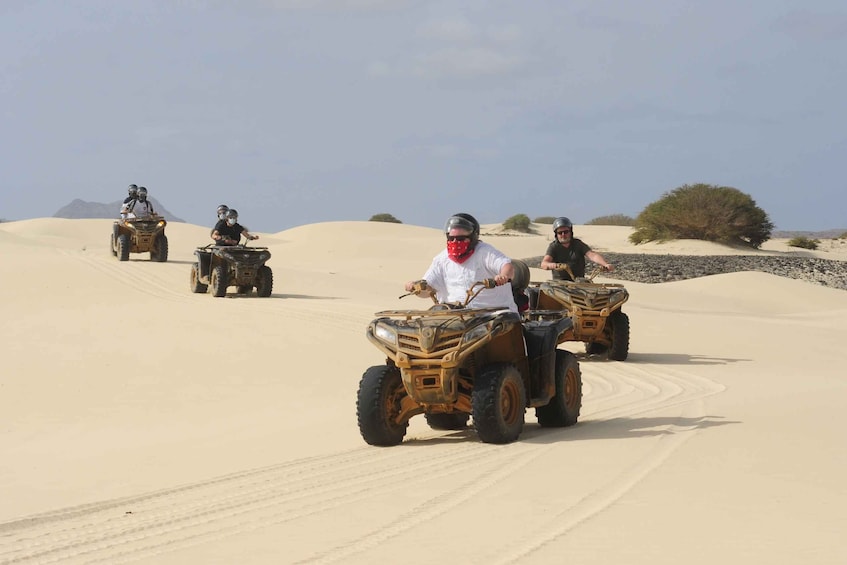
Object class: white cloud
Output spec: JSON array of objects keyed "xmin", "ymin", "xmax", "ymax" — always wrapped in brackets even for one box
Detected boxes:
[
  {"xmin": 417, "ymin": 18, "xmax": 478, "ymax": 42},
  {"xmin": 366, "ymin": 60, "xmax": 391, "ymax": 76},
  {"xmin": 414, "ymin": 47, "xmax": 523, "ymax": 79},
  {"xmin": 134, "ymin": 125, "xmax": 181, "ymax": 147}
]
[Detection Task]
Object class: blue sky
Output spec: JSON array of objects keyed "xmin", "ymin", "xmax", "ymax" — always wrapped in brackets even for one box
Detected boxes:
[{"xmin": 2, "ymin": 0, "xmax": 845, "ymax": 232}]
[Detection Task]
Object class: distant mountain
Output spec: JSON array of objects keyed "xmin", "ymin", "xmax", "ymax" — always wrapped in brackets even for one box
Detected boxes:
[{"xmin": 53, "ymin": 198, "xmax": 185, "ymax": 223}]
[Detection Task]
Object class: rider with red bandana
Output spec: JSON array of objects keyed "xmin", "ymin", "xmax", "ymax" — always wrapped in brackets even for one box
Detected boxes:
[{"xmin": 404, "ymin": 213, "xmax": 518, "ymax": 312}]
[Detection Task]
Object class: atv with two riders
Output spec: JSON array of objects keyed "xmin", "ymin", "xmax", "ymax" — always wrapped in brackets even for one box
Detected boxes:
[
  {"xmin": 190, "ymin": 235, "xmax": 273, "ymax": 298},
  {"xmin": 356, "ymin": 259, "xmax": 583, "ymax": 446},
  {"xmin": 527, "ymin": 263, "xmax": 630, "ymax": 361},
  {"xmin": 110, "ymin": 214, "xmax": 168, "ymax": 262}
]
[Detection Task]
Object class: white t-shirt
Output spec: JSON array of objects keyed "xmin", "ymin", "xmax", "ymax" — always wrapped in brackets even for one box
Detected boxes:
[
  {"xmin": 422, "ymin": 241, "xmax": 517, "ymax": 312},
  {"xmin": 131, "ymin": 200, "xmax": 155, "ymax": 217}
]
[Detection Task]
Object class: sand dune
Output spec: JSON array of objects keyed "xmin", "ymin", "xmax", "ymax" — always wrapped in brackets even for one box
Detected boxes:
[{"xmin": 1, "ymin": 218, "xmax": 845, "ymax": 564}]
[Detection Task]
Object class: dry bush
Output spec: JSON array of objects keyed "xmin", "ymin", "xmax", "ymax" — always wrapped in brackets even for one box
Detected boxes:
[{"xmin": 630, "ymin": 183, "xmax": 773, "ymax": 248}]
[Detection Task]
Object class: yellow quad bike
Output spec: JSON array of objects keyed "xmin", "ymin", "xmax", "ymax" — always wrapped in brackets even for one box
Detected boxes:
[
  {"xmin": 529, "ymin": 264, "xmax": 630, "ymax": 361},
  {"xmin": 190, "ymin": 238, "xmax": 273, "ymax": 298},
  {"xmin": 357, "ymin": 266, "xmax": 582, "ymax": 446},
  {"xmin": 110, "ymin": 215, "xmax": 168, "ymax": 262}
]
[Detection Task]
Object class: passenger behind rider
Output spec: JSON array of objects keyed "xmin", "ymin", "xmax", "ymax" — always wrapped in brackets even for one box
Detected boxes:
[
  {"xmin": 404, "ymin": 213, "xmax": 518, "ymax": 312},
  {"xmin": 211, "ymin": 208, "xmax": 258, "ymax": 246},
  {"xmin": 212, "ymin": 204, "xmax": 229, "ymax": 237},
  {"xmin": 121, "ymin": 186, "xmax": 155, "ymax": 219},
  {"xmin": 120, "ymin": 184, "xmax": 138, "ymax": 219},
  {"xmin": 124, "ymin": 184, "xmax": 138, "ymax": 205},
  {"xmin": 539, "ymin": 217, "xmax": 614, "ymax": 281}
]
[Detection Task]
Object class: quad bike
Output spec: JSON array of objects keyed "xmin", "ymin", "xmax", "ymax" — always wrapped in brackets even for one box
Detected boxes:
[
  {"xmin": 110, "ymin": 215, "xmax": 168, "ymax": 262},
  {"xmin": 357, "ymin": 261, "xmax": 582, "ymax": 446},
  {"xmin": 190, "ymin": 236, "xmax": 273, "ymax": 298},
  {"xmin": 528, "ymin": 264, "xmax": 630, "ymax": 361}
]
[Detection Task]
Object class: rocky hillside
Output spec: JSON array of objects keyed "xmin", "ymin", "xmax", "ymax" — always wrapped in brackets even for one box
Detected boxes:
[
  {"xmin": 54, "ymin": 198, "xmax": 185, "ymax": 222},
  {"xmin": 521, "ymin": 253, "xmax": 847, "ymax": 291}
]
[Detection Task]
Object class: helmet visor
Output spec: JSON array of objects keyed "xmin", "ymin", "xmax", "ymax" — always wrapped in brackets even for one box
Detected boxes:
[{"xmin": 444, "ymin": 216, "xmax": 476, "ymax": 235}]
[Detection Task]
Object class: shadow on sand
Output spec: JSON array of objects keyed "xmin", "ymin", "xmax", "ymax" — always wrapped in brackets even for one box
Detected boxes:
[{"xmin": 400, "ymin": 414, "xmax": 739, "ymax": 446}]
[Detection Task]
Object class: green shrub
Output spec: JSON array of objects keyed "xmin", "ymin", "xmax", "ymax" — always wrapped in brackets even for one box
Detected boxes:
[
  {"xmin": 369, "ymin": 213, "xmax": 402, "ymax": 224},
  {"xmin": 533, "ymin": 216, "xmax": 556, "ymax": 224},
  {"xmin": 503, "ymin": 214, "xmax": 532, "ymax": 232},
  {"xmin": 629, "ymin": 183, "xmax": 774, "ymax": 248},
  {"xmin": 586, "ymin": 214, "xmax": 635, "ymax": 226},
  {"xmin": 787, "ymin": 236, "xmax": 820, "ymax": 250}
]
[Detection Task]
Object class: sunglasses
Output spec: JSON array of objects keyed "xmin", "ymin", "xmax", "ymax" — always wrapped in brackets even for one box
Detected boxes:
[
  {"xmin": 555, "ymin": 229, "xmax": 571, "ymax": 235},
  {"xmin": 447, "ymin": 235, "xmax": 470, "ymax": 242}
]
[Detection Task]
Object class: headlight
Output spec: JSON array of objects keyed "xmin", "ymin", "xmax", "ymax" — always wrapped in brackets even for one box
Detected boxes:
[
  {"xmin": 373, "ymin": 323, "xmax": 397, "ymax": 344},
  {"xmin": 157, "ymin": 220, "xmax": 165, "ymax": 227},
  {"xmin": 608, "ymin": 292, "xmax": 626, "ymax": 306},
  {"xmin": 462, "ymin": 323, "xmax": 490, "ymax": 345}
]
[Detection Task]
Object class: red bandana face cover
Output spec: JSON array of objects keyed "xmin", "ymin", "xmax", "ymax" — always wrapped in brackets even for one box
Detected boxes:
[{"xmin": 447, "ymin": 239, "xmax": 474, "ymax": 263}]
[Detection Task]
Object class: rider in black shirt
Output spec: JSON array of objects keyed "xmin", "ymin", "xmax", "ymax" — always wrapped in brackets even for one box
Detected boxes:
[
  {"xmin": 539, "ymin": 217, "xmax": 614, "ymax": 280},
  {"xmin": 211, "ymin": 209, "xmax": 258, "ymax": 245}
]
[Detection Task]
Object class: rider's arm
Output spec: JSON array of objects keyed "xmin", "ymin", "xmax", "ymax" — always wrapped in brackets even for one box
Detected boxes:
[
  {"xmin": 540, "ymin": 254, "xmax": 558, "ymax": 270},
  {"xmin": 586, "ymin": 250, "xmax": 613, "ymax": 271},
  {"xmin": 494, "ymin": 261, "xmax": 514, "ymax": 285}
]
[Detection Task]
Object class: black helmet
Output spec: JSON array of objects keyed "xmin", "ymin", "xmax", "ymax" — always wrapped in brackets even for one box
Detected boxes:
[
  {"xmin": 128, "ymin": 184, "xmax": 138, "ymax": 196},
  {"xmin": 444, "ymin": 212, "xmax": 480, "ymax": 249},
  {"xmin": 226, "ymin": 209, "xmax": 238, "ymax": 222},
  {"xmin": 552, "ymin": 217, "xmax": 573, "ymax": 232},
  {"xmin": 217, "ymin": 204, "xmax": 229, "ymax": 219},
  {"xmin": 137, "ymin": 186, "xmax": 148, "ymax": 201}
]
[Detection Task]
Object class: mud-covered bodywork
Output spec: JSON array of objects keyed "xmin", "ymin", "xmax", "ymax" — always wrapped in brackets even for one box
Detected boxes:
[
  {"xmin": 532, "ymin": 270, "xmax": 630, "ymax": 361},
  {"xmin": 111, "ymin": 216, "xmax": 168, "ymax": 262},
  {"xmin": 191, "ymin": 243, "xmax": 273, "ymax": 298},
  {"xmin": 358, "ymin": 273, "xmax": 583, "ymax": 446}
]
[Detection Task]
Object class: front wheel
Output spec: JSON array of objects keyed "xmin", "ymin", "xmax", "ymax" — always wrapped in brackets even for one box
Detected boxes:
[
  {"xmin": 151, "ymin": 234, "xmax": 168, "ymax": 262},
  {"xmin": 536, "ymin": 350, "xmax": 582, "ymax": 427},
  {"xmin": 256, "ymin": 266, "xmax": 273, "ymax": 297},
  {"xmin": 357, "ymin": 365, "xmax": 409, "ymax": 446},
  {"xmin": 117, "ymin": 234, "xmax": 130, "ymax": 261},
  {"xmin": 472, "ymin": 363, "xmax": 526, "ymax": 444},
  {"xmin": 210, "ymin": 265, "xmax": 228, "ymax": 297},
  {"xmin": 607, "ymin": 310, "xmax": 630, "ymax": 361},
  {"xmin": 190, "ymin": 263, "xmax": 208, "ymax": 294}
]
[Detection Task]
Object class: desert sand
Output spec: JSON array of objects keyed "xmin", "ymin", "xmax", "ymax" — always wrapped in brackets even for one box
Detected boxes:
[{"xmin": 1, "ymin": 218, "xmax": 846, "ymax": 564}]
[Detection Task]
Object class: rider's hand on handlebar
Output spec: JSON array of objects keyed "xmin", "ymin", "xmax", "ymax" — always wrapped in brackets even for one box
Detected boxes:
[
  {"xmin": 493, "ymin": 274, "xmax": 510, "ymax": 286},
  {"xmin": 404, "ymin": 280, "xmax": 429, "ymax": 294}
]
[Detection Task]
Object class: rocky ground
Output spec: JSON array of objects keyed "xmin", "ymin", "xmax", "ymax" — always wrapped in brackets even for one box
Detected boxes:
[{"xmin": 521, "ymin": 254, "xmax": 847, "ymax": 291}]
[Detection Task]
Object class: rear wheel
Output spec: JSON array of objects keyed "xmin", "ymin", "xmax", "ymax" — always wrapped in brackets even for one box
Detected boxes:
[
  {"xmin": 472, "ymin": 363, "xmax": 526, "ymax": 444},
  {"xmin": 425, "ymin": 413, "xmax": 469, "ymax": 430},
  {"xmin": 210, "ymin": 265, "xmax": 228, "ymax": 297},
  {"xmin": 536, "ymin": 350, "xmax": 582, "ymax": 427},
  {"xmin": 256, "ymin": 266, "xmax": 273, "ymax": 297},
  {"xmin": 608, "ymin": 310, "xmax": 630, "ymax": 361},
  {"xmin": 117, "ymin": 234, "xmax": 130, "ymax": 261},
  {"xmin": 151, "ymin": 234, "xmax": 168, "ymax": 262},
  {"xmin": 190, "ymin": 263, "xmax": 208, "ymax": 293},
  {"xmin": 110, "ymin": 234, "xmax": 117, "ymax": 256},
  {"xmin": 357, "ymin": 365, "xmax": 409, "ymax": 446}
]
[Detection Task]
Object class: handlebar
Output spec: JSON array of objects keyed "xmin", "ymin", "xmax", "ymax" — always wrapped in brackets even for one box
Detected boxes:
[{"xmin": 400, "ymin": 277, "xmax": 506, "ymax": 307}]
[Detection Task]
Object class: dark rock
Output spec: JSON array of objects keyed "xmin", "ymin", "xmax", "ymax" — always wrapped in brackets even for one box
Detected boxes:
[{"xmin": 521, "ymin": 253, "xmax": 847, "ymax": 291}]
